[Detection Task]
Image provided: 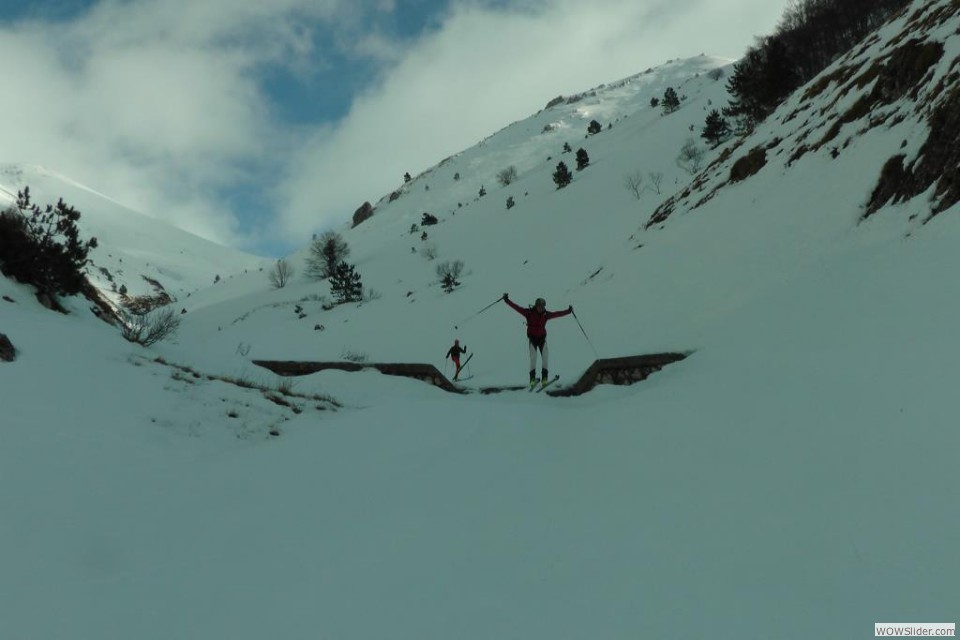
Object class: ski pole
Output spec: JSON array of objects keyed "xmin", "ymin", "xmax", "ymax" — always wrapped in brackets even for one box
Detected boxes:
[
  {"xmin": 454, "ymin": 295, "xmax": 504, "ymax": 330},
  {"xmin": 571, "ymin": 310, "xmax": 599, "ymax": 357}
]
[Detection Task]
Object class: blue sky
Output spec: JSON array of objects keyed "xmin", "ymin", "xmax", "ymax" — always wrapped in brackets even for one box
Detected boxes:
[{"xmin": 0, "ymin": 0, "xmax": 789, "ymax": 256}]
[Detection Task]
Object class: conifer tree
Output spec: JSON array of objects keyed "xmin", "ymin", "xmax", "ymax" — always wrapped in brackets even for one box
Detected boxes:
[
  {"xmin": 552, "ymin": 161, "xmax": 573, "ymax": 189},
  {"xmin": 701, "ymin": 109, "xmax": 732, "ymax": 147},
  {"xmin": 575, "ymin": 148, "xmax": 590, "ymax": 171},
  {"xmin": 662, "ymin": 87, "xmax": 681, "ymax": 114},
  {"xmin": 329, "ymin": 261, "xmax": 363, "ymax": 303},
  {"xmin": 0, "ymin": 187, "xmax": 98, "ymax": 298}
]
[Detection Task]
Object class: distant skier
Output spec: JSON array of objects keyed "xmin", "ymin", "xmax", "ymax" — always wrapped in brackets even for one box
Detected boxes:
[
  {"xmin": 446, "ymin": 339, "xmax": 468, "ymax": 380},
  {"xmin": 502, "ymin": 293, "xmax": 573, "ymax": 388}
]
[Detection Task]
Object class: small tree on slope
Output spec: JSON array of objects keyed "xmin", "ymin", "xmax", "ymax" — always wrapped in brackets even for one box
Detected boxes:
[
  {"xmin": 329, "ymin": 261, "xmax": 363, "ymax": 304},
  {"xmin": 576, "ymin": 148, "xmax": 590, "ymax": 171},
  {"xmin": 701, "ymin": 109, "xmax": 732, "ymax": 147},
  {"xmin": 436, "ymin": 260, "xmax": 464, "ymax": 293},
  {"xmin": 552, "ymin": 161, "xmax": 573, "ymax": 189},
  {"xmin": 306, "ymin": 231, "xmax": 350, "ymax": 280},
  {"xmin": 0, "ymin": 187, "xmax": 98, "ymax": 300},
  {"xmin": 662, "ymin": 87, "xmax": 680, "ymax": 114}
]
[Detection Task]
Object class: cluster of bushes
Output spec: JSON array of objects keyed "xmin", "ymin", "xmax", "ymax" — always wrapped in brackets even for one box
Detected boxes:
[
  {"xmin": 303, "ymin": 231, "xmax": 364, "ymax": 303},
  {"xmin": 724, "ymin": 0, "xmax": 910, "ymax": 132},
  {"xmin": 0, "ymin": 187, "xmax": 193, "ymax": 346},
  {"xmin": 622, "ymin": 171, "xmax": 665, "ymax": 199},
  {"xmin": 0, "ymin": 187, "xmax": 97, "ymax": 302}
]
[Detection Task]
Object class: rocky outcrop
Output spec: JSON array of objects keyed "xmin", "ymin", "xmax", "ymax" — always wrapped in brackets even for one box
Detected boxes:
[
  {"xmin": 546, "ymin": 353, "xmax": 689, "ymax": 397},
  {"xmin": 865, "ymin": 84, "xmax": 960, "ymax": 219},
  {"xmin": 0, "ymin": 333, "xmax": 16, "ymax": 362},
  {"xmin": 352, "ymin": 202, "xmax": 374, "ymax": 228}
]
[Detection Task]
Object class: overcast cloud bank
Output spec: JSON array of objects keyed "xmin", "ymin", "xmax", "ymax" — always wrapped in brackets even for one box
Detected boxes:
[{"xmin": 0, "ymin": 0, "xmax": 787, "ymax": 254}]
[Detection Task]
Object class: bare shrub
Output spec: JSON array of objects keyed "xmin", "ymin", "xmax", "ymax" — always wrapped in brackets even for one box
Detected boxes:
[
  {"xmin": 121, "ymin": 307, "xmax": 181, "ymax": 347},
  {"xmin": 276, "ymin": 377, "xmax": 296, "ymax": 396},
  {"xmin": 676, "ymin": 138, "xmax": 706, "ymax": 175},
  {"xmin": 648, "ymin": 171, "xmax": 664, "ymax": 194},
  {"xmin": 623, "ymin": 172, "xmax": 644, "ymax": 199},
  {"xmin": 268, "ymin": 259, "xmax": 294, "ymax": 289},
  {"xmin": 436, "ymin": 260, "xmax": 464, "ymax": 293},
  {"xmin": 420, "ymin": 243, "xmax": 439, "ymax": 261},
  {"xmin": 496, "ymin": 166, "xmax": 518, "ymax": 186},
  {"xmin": 341, "ymin": 349, "xmax": 367, "ymax": 363}
]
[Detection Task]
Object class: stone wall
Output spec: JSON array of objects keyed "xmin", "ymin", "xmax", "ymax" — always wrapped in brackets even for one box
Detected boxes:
[
  {"xmin": 546, "ymin": 353, "xmax": 689, "ymax": 397},
  {"xmin": 253, "ymin": 353, "xmax": 690, "ymax": 398},
  {"xmin": 253, "ymin": 360, "xmax": 463, "ymax": 393}
]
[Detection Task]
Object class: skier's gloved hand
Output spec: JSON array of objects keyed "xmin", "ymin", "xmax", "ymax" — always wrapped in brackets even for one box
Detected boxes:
[
  {"xmin": 568, "ymin": 305, "xmax": 573, "ymax": 312},
  {"xmin": 503, "ymin": 292, "xmax": 509, "ymax": 300}
]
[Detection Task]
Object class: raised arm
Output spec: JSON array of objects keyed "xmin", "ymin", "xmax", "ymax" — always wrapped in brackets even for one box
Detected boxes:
[
  {"xmin": 546, "ymin": 305, "xmax": 573, "ymax": 320},
  {"xmin": 503, "ymin": 293, "xmax": 526, "ymax": 316}
]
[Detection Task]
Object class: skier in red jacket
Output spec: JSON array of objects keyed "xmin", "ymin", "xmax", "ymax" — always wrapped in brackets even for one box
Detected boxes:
[
  {"xmin": 502, "ymin": 293, "xmax": 573, "ymax": 388},
  {"xmin": 446, "ymin": 339, "xmax": 467, "ymax": 381}
]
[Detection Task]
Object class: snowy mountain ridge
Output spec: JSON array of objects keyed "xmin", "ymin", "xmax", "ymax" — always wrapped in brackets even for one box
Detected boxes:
[{"xmin": 0, "ymin": 163, "xmax": 267, "ymax": 304}]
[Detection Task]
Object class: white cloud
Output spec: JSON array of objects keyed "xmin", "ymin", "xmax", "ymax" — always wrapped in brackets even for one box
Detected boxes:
[
  {"xmin": 275, "ymin": 0, "xmax": 789, "ymax": 243},
  {"xmin": 0, "ymin": 0, "xmax": 358, "ymax": 249},
  {"xmin": 0, "ymin": 0, "xmax": 789, "ymax": 253}
]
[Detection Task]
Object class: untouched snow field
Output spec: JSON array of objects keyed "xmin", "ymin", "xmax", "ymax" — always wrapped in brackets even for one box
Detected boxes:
[{"xmin": 2, "ymin": 3, "xmax": 959, "ymax": 636}]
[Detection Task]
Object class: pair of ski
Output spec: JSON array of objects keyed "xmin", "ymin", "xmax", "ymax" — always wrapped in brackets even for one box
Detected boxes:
[
  {"xmin": 529, "ymin": 375, "xmax": 560, "ymax": 393},
  {"xmin": 451, "ymin": 353, "xmax": 559, "ymax": 393},
  {"xmin": 452, "ymin": 353, "xmax": 474, "ymax": 382}
]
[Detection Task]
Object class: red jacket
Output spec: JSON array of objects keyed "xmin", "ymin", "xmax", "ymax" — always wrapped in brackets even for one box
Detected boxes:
[{"xmin": 505, "ymin": 298, "xmax": 571, "ymax": 338}]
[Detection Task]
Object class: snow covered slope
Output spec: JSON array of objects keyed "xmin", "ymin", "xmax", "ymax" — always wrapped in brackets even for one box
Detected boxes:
[
  {"xmin": 173, "ymin": 54, "xmax": 739, "ymax": 371},
  {"xmin": 0, "ymin": 164, "xmax": 267, "ymax": 303},
  {"xmin": 1, "ymin": 2, "xmax": 958, "ymax": 638}
]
